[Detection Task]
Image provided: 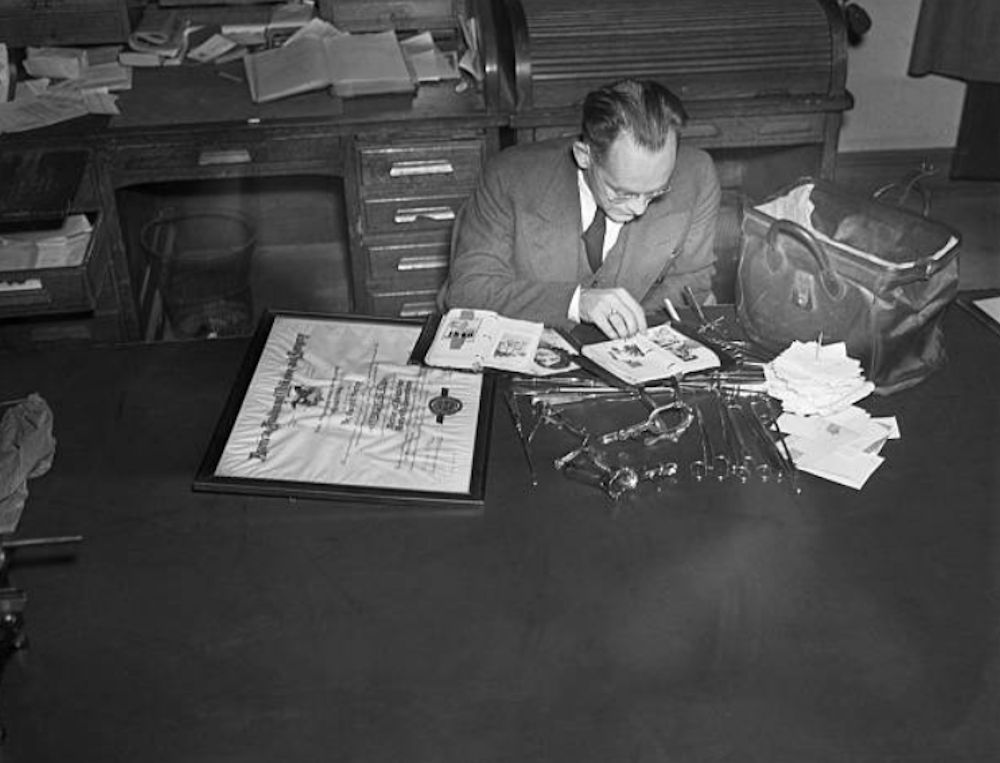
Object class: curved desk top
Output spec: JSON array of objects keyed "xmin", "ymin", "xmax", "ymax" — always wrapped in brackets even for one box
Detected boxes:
[{"xmin": 0, "ymin": 302, "xmax": 998, "ymax": 762}]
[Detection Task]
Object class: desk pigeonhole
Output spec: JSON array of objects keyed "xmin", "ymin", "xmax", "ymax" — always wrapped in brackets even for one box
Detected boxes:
[{"xmin": 0, "ymin": 150, "xmax": 108, "ymax": 320}]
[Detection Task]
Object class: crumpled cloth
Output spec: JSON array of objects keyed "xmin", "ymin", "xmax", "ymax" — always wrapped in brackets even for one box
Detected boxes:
[{"xmin": 0, "ymin": 393, "xmax": 56, "ymax": 534}]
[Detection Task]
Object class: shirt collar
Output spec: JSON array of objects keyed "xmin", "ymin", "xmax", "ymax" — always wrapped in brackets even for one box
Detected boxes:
[
  {"xmin": 577, "ymin": 169, "xmax": 623, "ymax": 240},
  {"xmin": 577, "ymin": 169, "xmax": 598, "ymax": 230}
]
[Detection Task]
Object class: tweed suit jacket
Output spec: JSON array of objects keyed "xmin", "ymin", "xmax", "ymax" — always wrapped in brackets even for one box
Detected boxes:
[{"xmin": 440, "ymin": 137, "xmax": 721, "ymax": 329}]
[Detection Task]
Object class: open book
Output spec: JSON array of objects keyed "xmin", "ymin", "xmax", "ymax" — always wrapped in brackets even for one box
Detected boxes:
[
  {"xmin": 419, "ymin": 309, "xmax": 548, "ymax": 374},
  {"xmin": 581, "ymin": 323, "xmax": 720, "ymax": 385},
  {"xmin": 243, "ymin": 29, "xmax": 415, "ymax": 103}
]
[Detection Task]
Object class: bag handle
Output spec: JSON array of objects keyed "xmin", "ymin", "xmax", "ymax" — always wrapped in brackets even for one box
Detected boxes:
[
  {"xmin": 766, "ymin": 219, "xmax": 845, "ymax": 300},
  {"xmin": 872, "ymin": 163, "xmax": 934, "ymax": 217}
]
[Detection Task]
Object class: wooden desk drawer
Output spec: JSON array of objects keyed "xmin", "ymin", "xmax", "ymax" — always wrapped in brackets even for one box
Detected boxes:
[
  {"xmin": 368, "ymin": 288, "xmax": 440, "ymax": 319},
  {"xmin": 0, "ymin": 263, "xmax": 121, "ymax": 350},
  {"xmin": 366, "ymin": 230, "xmax": 450, "ymax": 285},
  {"xmin": 0, "ymin": 213, "xmax": 106, "ymax": 318},
  {"xmin": 357, "ymin": 139, "xmax": 487, "ymax": 189},
  {"xmin": 113, "ymin": 132, "xmax": 344, "ymax": 179},
  {"xmin": 362, "ymin": 191, "xmax": 467, "ymax": 234}
]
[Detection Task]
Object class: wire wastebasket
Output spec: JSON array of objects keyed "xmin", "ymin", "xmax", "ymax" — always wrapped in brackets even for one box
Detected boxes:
[{"xmin": 141, "ymin": 209, "xmax": 255, "ymax": 339}]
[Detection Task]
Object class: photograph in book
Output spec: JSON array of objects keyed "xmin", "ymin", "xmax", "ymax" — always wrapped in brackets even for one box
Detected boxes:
[
  {"xmin": 423, "ymin": 308, "xmax": 546, "ymax": 374},
  {"xmin": 581, "ymin": 322, "xmax": 719, "ymax": 385},
  {"xmin": 206, "ymin": 314, "xmax": 487, "ymax": 499}
]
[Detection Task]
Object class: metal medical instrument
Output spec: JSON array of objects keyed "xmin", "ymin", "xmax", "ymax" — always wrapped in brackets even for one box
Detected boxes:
[
  {"xmin": 750, "ymin": 398, "xmax": 802, "ymax": 494},
  {"xmin": 689, "ymin": 405, "xmax": 713, "ymax": 482},
  {"xmin": 729, "ymin": 403, "xmax": 773, "ymax": 482},
  {"xmin": 743, "ymin": 402, "xmax": 787, "ymax": 482},
  {"xmin": 719, "ymin": 400, "xmax": 752, "ymax": 483},
  {"xmin": 727, "ymin": 402, "xmax": 764, "ymax": 480},
  {"xmin": 597, "ymin": 401, "xmax": 694, "ymax": 447},
  {"xmin": 708, "ymin": 393, "xmax": 732, "ymax": 481},
  {"xmin": 504, "ymin": 390, "xmax": 538, "ymax": 486},
  {"xmin": 681, "ymin": 285, "xmax": 773, "ymax": 365}
]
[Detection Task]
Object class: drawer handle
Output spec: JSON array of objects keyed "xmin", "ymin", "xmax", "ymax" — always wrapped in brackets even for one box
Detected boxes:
[
  {"xmin": 399, "ymin": 301, "xmax": 437, "ymax": 318},
  {"xmin": 397, "ymin": 255, "xmax": 449, "ymax": 272},
  {"xmin": 393, "ymin": 206, "xmax": 456, "ymax": 224},
  {"xmin": 389, "ymin": 160, "xmax": 455, "ymax": 177},
  {"xmin": 198, "ymin": 149, "xmax": 252, "ymax": 166}
]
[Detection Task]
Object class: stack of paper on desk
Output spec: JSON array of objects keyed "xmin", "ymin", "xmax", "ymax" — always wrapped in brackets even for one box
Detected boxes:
[
  {"xmin": 764, "ymin": 340, "xmax": 874, "ymax": 416},
  {"xmin": 0, "ymin": 214, "xmax": 93, "ymax": 271},
  {"xmin": 778, "ymin": 405, "xmax": 899, "ymax": 490}
]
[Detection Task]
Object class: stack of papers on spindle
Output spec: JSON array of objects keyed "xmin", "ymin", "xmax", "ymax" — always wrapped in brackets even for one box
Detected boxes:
[
  {"xmin": 777, "ymin": 405, "xmax": 899, "ymax": 490},
  {"xmin": 763, "ymin": 340, "xmax": 874, "ymax": 417}
]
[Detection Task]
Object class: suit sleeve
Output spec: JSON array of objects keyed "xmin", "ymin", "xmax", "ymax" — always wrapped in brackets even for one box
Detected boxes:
[{"xmin": 439, "ymin": 156, "xmax": 579, "ymax": 326}]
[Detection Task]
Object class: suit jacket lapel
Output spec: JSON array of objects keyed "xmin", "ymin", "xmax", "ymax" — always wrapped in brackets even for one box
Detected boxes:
[
  {"xmin": 612, "ymin": 194, "xmax": 689, "ymax": 298},
  {"xmin": 522, "ymin": 147, "xmax": 584, "ymax": 283}
]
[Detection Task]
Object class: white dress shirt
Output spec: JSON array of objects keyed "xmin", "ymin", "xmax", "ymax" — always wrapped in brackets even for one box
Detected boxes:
[{"xmin": 569, "ymin": 170, "xmax": 624, "ymax": 321}]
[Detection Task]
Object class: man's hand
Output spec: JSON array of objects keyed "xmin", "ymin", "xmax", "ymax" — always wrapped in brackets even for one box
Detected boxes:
[{"xmin": 579, "ymin": 287, "xmax": 648, "ymax": 339}]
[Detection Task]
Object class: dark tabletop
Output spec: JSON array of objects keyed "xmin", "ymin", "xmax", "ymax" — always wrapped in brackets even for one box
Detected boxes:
[{"xmin": 0, "ymin": 302, "xmax": 998, "ymax": 762}]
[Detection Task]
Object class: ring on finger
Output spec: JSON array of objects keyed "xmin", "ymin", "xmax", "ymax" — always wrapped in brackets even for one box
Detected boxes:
[{"xmin": 609, "ymin": 310, "xmax": 622, "ymax": 323}]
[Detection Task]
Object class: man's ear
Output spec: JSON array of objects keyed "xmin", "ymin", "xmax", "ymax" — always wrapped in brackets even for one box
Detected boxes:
[{"xmin": 572, "ymin": 141, "xmax": 592, "ymax": 170}]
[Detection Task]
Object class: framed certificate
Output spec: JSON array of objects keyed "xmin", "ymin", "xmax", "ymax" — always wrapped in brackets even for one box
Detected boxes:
[{"xmin": 194, "ymin": 311, "xmax": 495, "ymax": 510}]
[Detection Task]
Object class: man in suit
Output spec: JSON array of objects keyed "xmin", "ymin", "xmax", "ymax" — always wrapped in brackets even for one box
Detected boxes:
[{"xmin": 439, "ymin": 78, "xmax": 721, "ymax": 339}]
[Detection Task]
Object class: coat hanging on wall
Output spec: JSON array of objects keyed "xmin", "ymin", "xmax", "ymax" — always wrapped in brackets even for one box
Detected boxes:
[{"xmin": 909, "ymin": 0, "xmax": 1000, "ymax": 179}]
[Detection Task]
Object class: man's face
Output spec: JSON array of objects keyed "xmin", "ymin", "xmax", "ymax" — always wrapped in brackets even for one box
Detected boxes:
[{"xmin": 574, "ymin": 131, "xmax": 678, "ymax": 224}]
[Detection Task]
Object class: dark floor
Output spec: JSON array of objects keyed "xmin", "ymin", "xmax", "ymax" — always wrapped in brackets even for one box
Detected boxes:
[{"xmin": 930, "ymin": 180, "xmax": 1000, "ymax": 289}]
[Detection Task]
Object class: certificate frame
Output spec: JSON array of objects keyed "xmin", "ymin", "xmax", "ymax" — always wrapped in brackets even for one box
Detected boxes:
[{"xmin": 194, "ymin": 310, "xmax": 495, "ymax": 511}]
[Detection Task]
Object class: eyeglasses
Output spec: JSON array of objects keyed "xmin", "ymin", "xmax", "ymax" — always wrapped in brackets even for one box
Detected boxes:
[{"xmin": 590, "ymin": 163, "xmax": 671, "ymax": 205}]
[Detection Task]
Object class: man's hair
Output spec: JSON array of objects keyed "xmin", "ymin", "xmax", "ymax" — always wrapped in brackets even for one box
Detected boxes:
[{"xmin": 581, "ymin": 79, "xmax": 688, "ymax": 163}]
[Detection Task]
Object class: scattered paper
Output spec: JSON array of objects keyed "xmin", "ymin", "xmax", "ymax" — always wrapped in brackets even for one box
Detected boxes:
[
  {"xmin": 0, "ymin": 214, "xmax": 93, "ymax": 270},
  {"xmin": 187, "ymin": 33, "xmax": 238, "ymax": 64},
  {"xmin": 973, "ymin": 296, "xmax": 1000, "ymax": 327},
  {"xmin": 778, "ymin": 405, "xmax": 899, "ymax": 490},
  {"xmin": 794, "ymin": 448, "xmax": 884, "ymax": 491},
  {"xmin": 47, "ymin": 62, "xmax": 132, "ymax": 94},
  {"xmin": 284, "ymin": 17, "xmax": 346, "ymax": 46},
  {"xmin": 401, "ymin": 32, "xmax": 460, "ymax": 82},
  {"xmin": 23, "ymin": 47, "xmax": 87, "ymax": 80},
  {"xmin": 0, "ymin": 93, "xmax": 89, "ymax": 134},
  {"xmin": 458, "ymin": 14, "xmax": 483, "ymax": 81}
]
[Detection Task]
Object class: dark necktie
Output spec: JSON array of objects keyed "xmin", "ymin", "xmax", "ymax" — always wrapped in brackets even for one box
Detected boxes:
[{"xmin": 583, "ymin": 208, "xmax": 606, "ymax": 273}]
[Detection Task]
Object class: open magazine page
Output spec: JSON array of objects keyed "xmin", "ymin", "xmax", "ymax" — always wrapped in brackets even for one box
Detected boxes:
[
  {"xmin": 214, "ymin": 316, "xmax": 482, "ymax": 495},
  {"xmin": 425, "ymin": 309, "xmax": 545, "ymax": 373},
  {"xmin": 582, "ymin": 322, "xmax": 719, "ymax": 385},
  {"xmin": 424, "ymin": 308, "xmax": 497, "ymax": 369},
  {"xmin": 475, "ymin": 314, "xmax": 544, "ymax": 373}
]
